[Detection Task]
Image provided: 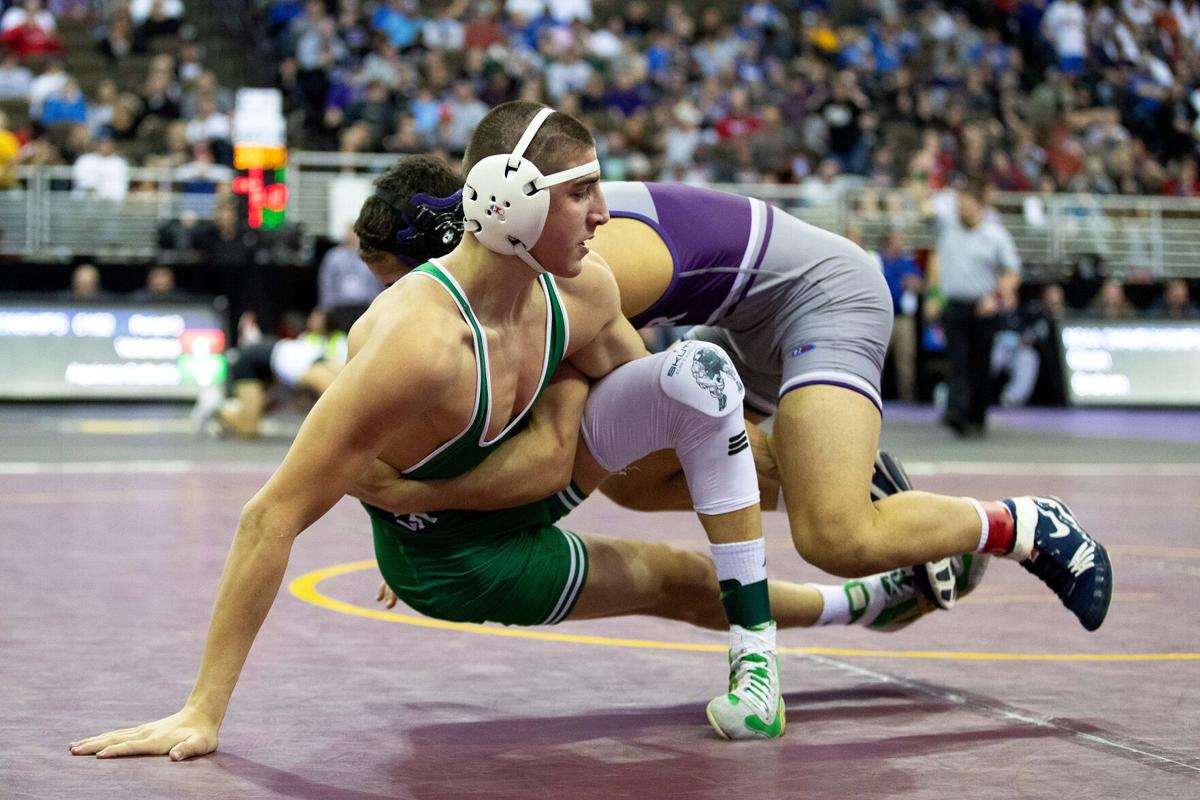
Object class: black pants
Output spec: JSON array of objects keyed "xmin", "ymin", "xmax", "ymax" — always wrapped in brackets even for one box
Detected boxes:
[{"xmin": 942, "ymin": 300, "xmax": 997, "ymax": 428}]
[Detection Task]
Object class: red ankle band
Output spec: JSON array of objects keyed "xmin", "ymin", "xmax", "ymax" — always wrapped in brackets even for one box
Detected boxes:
[{"xmin": 979, "ymin": 501, "xmax": 1015, "ymax": 555}]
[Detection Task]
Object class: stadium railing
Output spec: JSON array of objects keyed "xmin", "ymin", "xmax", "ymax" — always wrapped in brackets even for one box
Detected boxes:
[{"xmin": 2, "ymin": 154, "xmax": 1200, "ymax": 281}]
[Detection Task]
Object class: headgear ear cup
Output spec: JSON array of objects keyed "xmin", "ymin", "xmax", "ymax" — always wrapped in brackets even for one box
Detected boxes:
[
  {"xmin": 462, "ymin": 106, "xmax": 600, "ymax": 273},
  {"xmin": 362, "ymin": 187, "xmax": 464, "ymax": 265}
]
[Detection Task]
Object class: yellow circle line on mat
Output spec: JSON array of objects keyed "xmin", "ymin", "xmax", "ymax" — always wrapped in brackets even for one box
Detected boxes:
[{"xmin": 288, "ymin": 559, "xmax": 1200, "ymax": 663}]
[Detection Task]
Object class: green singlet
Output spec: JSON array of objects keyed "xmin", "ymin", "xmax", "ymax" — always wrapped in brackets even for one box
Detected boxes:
[{"xmin": 363, "ymin": 260, "xmax": 590, "ymax": 626}]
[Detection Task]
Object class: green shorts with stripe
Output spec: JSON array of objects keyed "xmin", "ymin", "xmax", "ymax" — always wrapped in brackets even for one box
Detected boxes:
[{"xmin": 364, "ymin": 483, "xmax": 590, "ymax": 626}]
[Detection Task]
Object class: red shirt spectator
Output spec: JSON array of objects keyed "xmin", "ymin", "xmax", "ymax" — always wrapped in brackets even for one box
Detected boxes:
[
  {"xmin": 0, "ymin": 0, "xmax": 62, "ymax": 59},
  {"xmin": 714, "ymin": 88, "xmax": 762, "ymax": 141}
]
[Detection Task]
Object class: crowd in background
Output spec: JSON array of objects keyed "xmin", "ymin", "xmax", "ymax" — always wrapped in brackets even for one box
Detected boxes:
[
  {"xmin": 7, "ymin": 0, "xmax": 1200, "ymax": 200},
  {"xmin": 0, "ymin": 0, "xmax": 1197, "ymax": 406},
  {"xmin": 256, "ymin": 0, "xmax": 1200, "ymax": 199}
]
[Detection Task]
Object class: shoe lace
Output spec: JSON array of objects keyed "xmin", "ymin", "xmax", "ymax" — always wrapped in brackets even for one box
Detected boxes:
[
  {"xmin": 880, "ymin": 568, "xmax": 914, "ymax": 601},
  {"xmin": 1022, "ymin": 550, "xmax": 1077, "ymax": 605},
  {"xmin": 728, "ymin": 649, "xmax": 775, "ymax": 719}
]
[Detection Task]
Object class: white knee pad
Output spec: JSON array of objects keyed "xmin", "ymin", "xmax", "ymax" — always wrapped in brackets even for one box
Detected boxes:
[{"xmin": 581, "ymin": 341, "xmax": 760, "ymax": 515}]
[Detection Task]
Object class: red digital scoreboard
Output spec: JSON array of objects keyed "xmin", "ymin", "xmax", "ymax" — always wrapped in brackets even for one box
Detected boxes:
[{"xmin": 232, "ymin": 144, "xmax": 288, "ymax": 229}]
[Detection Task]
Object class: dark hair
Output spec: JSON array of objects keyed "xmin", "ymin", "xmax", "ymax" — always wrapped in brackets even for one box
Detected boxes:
[
  {"xmin": 354, "ymin": 154, "xmax": 464, "ymax": 261},
  {"xmin": 462, "ymin": 101, "xmax": 594, "ymax": 177}
]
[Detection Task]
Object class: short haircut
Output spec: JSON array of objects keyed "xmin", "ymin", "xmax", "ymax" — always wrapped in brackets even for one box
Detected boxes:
[
  {"xmin": 462, "ymin": 101, "xmax": 595, "ymax": 177},
  {"xmin": 353, "ymin": 154, "xmax": 463, "ymax": 257}
]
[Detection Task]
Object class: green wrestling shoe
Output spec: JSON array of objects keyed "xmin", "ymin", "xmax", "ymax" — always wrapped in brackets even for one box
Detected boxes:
[
  {"xmin": 706, "ymin": 622, "xmax": 785, "ymax": 740},
  {"xmin": 849, "ymin": 553, "xmax": 991, "ymax": 632}
]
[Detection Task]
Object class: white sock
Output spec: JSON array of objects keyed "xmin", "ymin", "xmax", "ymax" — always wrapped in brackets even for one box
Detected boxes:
[
  {"xmin": 710, "ymin": 538, "xmax": 767, "ymax": 587},
  {"xmin": 813, "ymin": 582, "xmax": 852, "ymax": 626},
  {"xmin": 966, "ymin": 497, "xmax": 990, "ymax": 552}
]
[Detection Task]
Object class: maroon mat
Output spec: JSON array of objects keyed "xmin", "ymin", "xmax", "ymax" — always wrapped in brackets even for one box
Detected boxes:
[{"xmin": 3, "ymin": 466, "xmax": 1198, "ymax": 799}]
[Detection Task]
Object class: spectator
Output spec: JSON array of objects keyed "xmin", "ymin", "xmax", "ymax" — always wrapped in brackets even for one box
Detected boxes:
[
  {"xmin": 371, "ymin": 0, "xmax": 423, "ymax": 49},
  {"xmin": 95, "ymin": 5, "xmax": 134, "ymax": 62},
  {"xmin": 0, "ymin": 0, "xmax": 62, "ymax": 59},
  {"xmin": 38, "ymin": 75, "xmax": 86, "ymax": 127},
  {"xmin": 318, "ymin": 225, "xmax": 380, "ymax": 331},
  {"xmin": 422, "ymin": 0, "xmax": 466, "ymax": 49},
  {"xmin": 545, "ymin": 43, "xmax": 593, "ymax": 102},
  {"xmin": 177, "ymin": 39, "xmax": 205, "ymax": 85},
  {"xmin": 381, "ymin": 113, "xmax": 425, "ymax": 153},
  {"xmin": 0, "ymin": 111, "xmax": 20, "ymax": 189},
  {"xmin": 130, "ymin": 265, "xmax": 188, "ymax": 301},
  {"xmin": 0, "ymin": 53, "xmax": 33, "ymax": 101},
  {"xmin": 184, "ymin": 94, "xmax": 232, "ymax": 151},
  {"xmin": 181, "ymin": 70, "xmax": 234, "ymax": 120},
  {"xmin": 818, "ymin": 71, "xmax": 870, "ymax": 174},
  {"xmin": 131, "ymin": 0, "xmax": 184, "ymax": 50},
  {"xmin": 71, "ymin": 133, "xmax": 128, "ymax": 201},
  {"xmin": 798, "ymin": 158, "xmax": 846, "ymax": 208},
  {"xmin": 195, "ymin": 201, "xmax": 269, "ymax": 342},
  {"xmin": 28, "ymin": 57, "xmax": 67, "ymax": 120},
  {"xmin": 174, "ymin": 141, "xmax": 234, "ymax": 216},
  {"xmin": 931, "ymin": 180, "xmax": 1022, "ymax": 437},
  {"xmin": 100, "ymin": 94, "xmax": 143, "ymax": 142},
  {"xmin": 878, "ymin": 229, "xmax": 924, "ymax": 402},
  {"xmin": 1150, "ymin": 278, "xmax": 1199, "ymax": 318},
  {"xmin": 342, "ymin": 79, "xmax": 395, "ymax": 150},
  {"xmin": 58, "ymin": 121, "xmax": 91, "ymax": 163},
  {"xmin": 61, "ymin": 262, "xmax": 109, "ymax": 299},
  {"xmin": 1041, "ymin": 0, "xmax": 1089, "ymax": 75},
  {"xmin": 1088, "ymin": 277, "xmax": 1136, "ymax": 320},
  {"xmin": 440, "ymin": 80, "xmax": 488, "ymax": 153},
  {"xmin": 714, "ymin": 87, "xmax": 762, "ymax": 142}
]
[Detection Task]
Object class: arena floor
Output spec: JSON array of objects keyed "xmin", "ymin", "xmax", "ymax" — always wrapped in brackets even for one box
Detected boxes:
[{"xmin": 3, "ymin": 403, "xmax": 1199, "ymax": 799}]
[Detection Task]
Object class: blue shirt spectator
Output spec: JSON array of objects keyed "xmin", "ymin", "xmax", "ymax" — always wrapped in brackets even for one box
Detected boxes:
[
  {"xmin": 371, "ymin": 1, "xmax": 422, "ymax": 49},
  {"xmin": 40, "ymin": 79, "xmax": 88, "ymax": 126},
  {"xmin": 881, "ymin": 246, "xmax": 922, "ymax": 313}
]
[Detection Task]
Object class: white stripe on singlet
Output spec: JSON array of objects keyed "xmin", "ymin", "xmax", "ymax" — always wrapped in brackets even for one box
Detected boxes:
[
  {"xmin": 543, "ymin": 530, "xmax": 587, "ymax": 624},
  {"xmin": 703, "ymin": 197, "xmax": 767, "ymax": 326}
]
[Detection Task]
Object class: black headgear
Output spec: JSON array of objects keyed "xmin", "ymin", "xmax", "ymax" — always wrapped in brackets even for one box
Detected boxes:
[{"xmin": 358, "ymin": 187, "xmax": 464, "ymax": 266}]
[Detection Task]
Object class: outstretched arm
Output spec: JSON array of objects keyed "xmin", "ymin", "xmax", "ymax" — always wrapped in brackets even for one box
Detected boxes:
[
  {"xmin": 352, "ymin": 362, "xmax": 591, "ymax": 513},
  {"xmin": 71, "ymin": 316, "xmax": 450, "ymax": 760}
]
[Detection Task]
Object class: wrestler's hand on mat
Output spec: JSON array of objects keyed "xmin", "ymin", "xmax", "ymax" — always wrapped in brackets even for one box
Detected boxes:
[
  {"xmin": 376, "ymin": 579, "xmax": 399, "ymax": 609},
  {"xmin": 69, "ymin": 707, "xmax": 218, "ymax": 761}
]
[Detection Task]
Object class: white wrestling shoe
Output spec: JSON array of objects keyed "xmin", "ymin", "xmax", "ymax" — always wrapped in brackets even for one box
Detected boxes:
[
  {"xmin": 706, "ymin": 622, "xmax": 785, "ymax": 740},
  {"xmin": 850, "ymin": 554, "xmax": 991, "ymax": 632}
]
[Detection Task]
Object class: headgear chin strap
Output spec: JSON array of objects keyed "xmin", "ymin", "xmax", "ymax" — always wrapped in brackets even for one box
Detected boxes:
[
  {"xmin": 462, "ymin": 107, "xmax": 600, "ymax": 274},
  {"xmin": 359, "ymin": 187, "xmax": 464, "ymax": 267}
]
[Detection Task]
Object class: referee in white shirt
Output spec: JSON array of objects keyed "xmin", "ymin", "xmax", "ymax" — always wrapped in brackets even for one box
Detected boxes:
[{"xmin": 930, "ymin": 180, "xmax": 1021, "ymax": 437}]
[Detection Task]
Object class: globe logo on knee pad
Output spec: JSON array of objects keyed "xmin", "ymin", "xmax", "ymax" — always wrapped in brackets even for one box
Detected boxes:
[{"xmin": 692, "ymin": 347, "xmax": 744, "ymax": 413}]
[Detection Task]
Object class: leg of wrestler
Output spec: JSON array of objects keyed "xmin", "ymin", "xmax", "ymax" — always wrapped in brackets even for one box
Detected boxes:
[
  {"xmin": 568, "ymin": 439, "xmax": 806, "ymax": 627},
  {"xmin": 597, "ymin": 418, "xmax": 782, "ymax": 513},
  {"xmin": 773, "ymin": 384, "xmax": 981, "ymax": 577},
  {"xmin": 566, "ymin": 533, "xmax": 823, "ymax": 630},
  {"xmin": 217, "ymin": 379, "xmax": 267, "ymax": 438},
  {"xmin": 295, "ymin": 362, "xmax": 341, "ymax": 396}
]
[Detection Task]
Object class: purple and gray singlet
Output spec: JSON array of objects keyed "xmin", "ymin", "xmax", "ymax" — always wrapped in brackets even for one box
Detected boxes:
[{"xmin": 600, "ymin": 181, "xmax": 893, "ymax": 414}]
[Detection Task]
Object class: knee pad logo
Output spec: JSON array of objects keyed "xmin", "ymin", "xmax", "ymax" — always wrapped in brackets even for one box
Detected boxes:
[
  {"xmin": 691, "ymin": 346, "xmax": 744, "ymax": 413},
  {"xmin": 790, "ymin": 343, "xmax": 816, "ymax": 357}
]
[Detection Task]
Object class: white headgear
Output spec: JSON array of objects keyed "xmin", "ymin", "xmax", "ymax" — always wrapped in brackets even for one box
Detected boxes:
[{"xmin": 462, "ymin": 107, "xmax": 600, "ymax": 273}]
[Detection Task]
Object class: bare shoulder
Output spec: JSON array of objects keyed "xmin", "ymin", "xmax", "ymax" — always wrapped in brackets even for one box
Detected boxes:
[
  {"xmin": 345, "ymin": 277, "xmax": 467, "ymax": 396},
  {"xmin": 556, "ymin": 252, "xmax": 622, "ymax": 347},
  {"xmin": 559, "ymin": 251, "xmax": 620, "ymax": 302}
]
